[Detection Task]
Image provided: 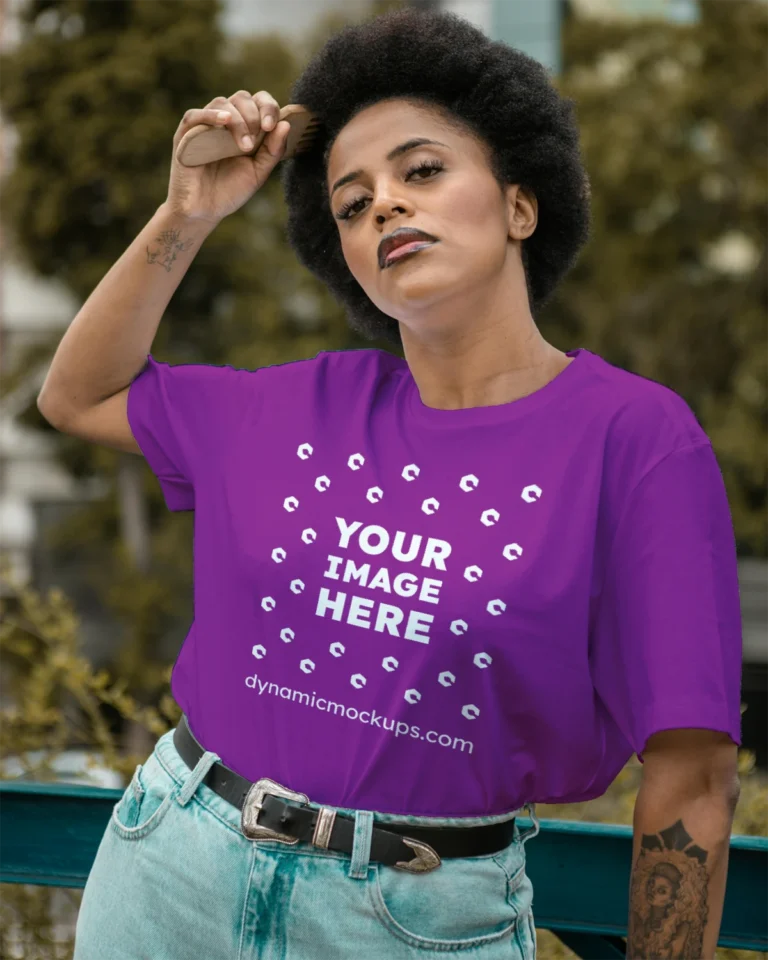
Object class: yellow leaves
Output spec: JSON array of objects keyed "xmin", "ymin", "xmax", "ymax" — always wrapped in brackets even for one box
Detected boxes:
[
  {"xmin": 737, "ymin": 748, "xmax": 756, "ymax": 777},
  {"xmin": 0, "ymin": 571, "xmax": 175, "ymax": 786}
]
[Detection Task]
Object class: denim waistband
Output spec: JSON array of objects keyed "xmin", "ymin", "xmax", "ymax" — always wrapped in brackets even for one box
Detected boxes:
[{"xmin": 158, "ymin": 720, "xmax": 536, "ymax": 832}]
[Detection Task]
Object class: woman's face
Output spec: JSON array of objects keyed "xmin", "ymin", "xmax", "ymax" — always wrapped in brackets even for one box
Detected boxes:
[
  {"xmin": 325, "ymin": 99, "xmax": 536, "ymax": 338},
  {"xmin": 647, "ymin": 875, "xmax": 675, "ymax": 908}
]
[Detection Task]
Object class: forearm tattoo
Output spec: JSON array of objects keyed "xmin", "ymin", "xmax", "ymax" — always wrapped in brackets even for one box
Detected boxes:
[
  {"xmin": 146, "ymin": 229, "xmax": 194, "ymax": 272},
  {"xmin": 627, "ymin": 818, "xmax": 709, "ymax": 959}
]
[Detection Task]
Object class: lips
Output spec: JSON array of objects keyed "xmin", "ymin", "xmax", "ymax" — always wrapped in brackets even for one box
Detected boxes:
[{"xmin": 378, "ymin": 229, "xmax": 438, "ymax": 269}]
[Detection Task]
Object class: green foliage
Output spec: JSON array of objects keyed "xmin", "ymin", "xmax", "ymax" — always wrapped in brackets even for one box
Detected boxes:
[
  {"xmin": 0, "ymin": 562, "xmax": 182, "ymax": 959},
  {"xmin": 0, "ymin": 0, "xmax": 403, "ymax": 713},
  {"xmin": 1, "ymin": 0, "xmax": 225, "ymax": 291},
  {"xmin": 552, "ymin": 0, "xmax": 767, "ymax": 555}
]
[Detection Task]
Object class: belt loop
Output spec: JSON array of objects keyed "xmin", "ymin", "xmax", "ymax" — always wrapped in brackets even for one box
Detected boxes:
[
  {"xmin": 518, "ymin": 803, "xmax": 541, "ymax": 845},
  {"xmin": 347, "ymin": 810, "xmax": 374, "ymax": 880},
  {"xmin": 312, "ymin": 807, "xmax": 337, "ymax": 849},
  {"xmin": 177, "ymin": 748, "xmax": 221, "ymax": 807}
]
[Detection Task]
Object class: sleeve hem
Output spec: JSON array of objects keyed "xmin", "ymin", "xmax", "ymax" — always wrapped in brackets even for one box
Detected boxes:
[
  {"xmin": 127, "ymin": 370, "xmax": 194, "ymax": 512},
  {"xmin": 155, "ymin": 475, "xmax": 195, "ymax": 512},
  {"xmin": 636, "ymin": 696, "xmax": 742, "ymax": 762}
]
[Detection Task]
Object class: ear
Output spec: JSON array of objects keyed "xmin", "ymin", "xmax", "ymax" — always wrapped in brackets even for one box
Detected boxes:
[{"xmin": 506, "ymin": 184, "xmax": 538, "ymax": 241}]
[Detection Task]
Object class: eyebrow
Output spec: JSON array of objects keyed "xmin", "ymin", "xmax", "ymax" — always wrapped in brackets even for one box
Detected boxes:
[{"xmin": 329, "ymin": 138, "xmax": 450, "ymax": 199}]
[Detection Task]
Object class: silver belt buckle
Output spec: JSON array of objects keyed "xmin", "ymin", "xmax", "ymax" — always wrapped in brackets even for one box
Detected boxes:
[
  {"xmin": 241, "ymin": 777, "xmax": 310, "ymax": 843},
  {"xmin": 394, "ymin": 837, "xmax": 442, "ymax": 873}
]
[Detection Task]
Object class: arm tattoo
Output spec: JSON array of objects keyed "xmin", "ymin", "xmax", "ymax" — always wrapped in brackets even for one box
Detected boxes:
[
  {"xmin": 146, "ymin": 229, "xmax": 194, "ymax": 273},
  {"xmin": 627, "ymin": 818, "xmax": 709, "ymax": 959}
]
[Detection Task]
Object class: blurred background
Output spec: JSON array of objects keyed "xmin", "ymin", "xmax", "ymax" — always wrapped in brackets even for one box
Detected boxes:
[{"xmin": 0, "ymin": 0, "xmax": 765, "ymax": 956}]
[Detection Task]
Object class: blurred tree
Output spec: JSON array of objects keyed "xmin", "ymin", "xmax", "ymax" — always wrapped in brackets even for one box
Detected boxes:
[
  {"xmin": 0, "ymin": 0, "xmax": 402, "ymax": 753},
  {"xmin": 553, "ymin": 0, "xmax": 766, "ymax": 556}
]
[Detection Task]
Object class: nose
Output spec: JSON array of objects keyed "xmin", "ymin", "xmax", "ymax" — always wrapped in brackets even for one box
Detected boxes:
[{"xmin": 370, "ymin": 186, "xmax": 412, "ymax": 221}]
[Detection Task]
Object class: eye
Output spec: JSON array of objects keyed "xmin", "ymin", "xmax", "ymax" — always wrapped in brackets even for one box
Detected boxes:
[{"xmin": 335, "ymin": 159, "xmax": 444, "ymax": 221}]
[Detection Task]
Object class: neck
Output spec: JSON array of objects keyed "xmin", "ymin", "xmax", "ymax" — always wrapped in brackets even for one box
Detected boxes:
[{"xmin": 400, "ymin": 320, "xmax": 569, "ymax": 412}]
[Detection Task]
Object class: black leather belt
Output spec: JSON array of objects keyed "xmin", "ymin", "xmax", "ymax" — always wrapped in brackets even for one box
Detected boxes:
[{"xmin": 173, "ymin": 714, "xmax": 516, "ymax": 873}]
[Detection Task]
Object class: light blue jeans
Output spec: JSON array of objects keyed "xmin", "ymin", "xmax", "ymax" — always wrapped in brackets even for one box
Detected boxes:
[{"xmin": 74, "ymin": 724, "xmax": 541, "ymax": 959}]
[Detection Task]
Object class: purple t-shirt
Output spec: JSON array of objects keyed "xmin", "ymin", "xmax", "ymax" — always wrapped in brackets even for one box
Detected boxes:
[{"xmin": 127, "ymin": 346, "xmax": 742, "ymax": 818}]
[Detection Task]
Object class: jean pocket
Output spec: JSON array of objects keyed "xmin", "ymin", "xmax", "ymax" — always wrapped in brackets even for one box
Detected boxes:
[
  {"xmin": 110, "ymin": 751, "xmax": 177, "ymax": 841},
  {"xmin": 368, "ymin": 836, "xmax": 532, "ymax": 951}
]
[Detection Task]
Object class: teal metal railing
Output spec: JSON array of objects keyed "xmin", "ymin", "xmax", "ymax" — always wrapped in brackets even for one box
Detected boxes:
[{"xmin": 1, "ymin": 781, "xmax": 766, "ymax": 958}]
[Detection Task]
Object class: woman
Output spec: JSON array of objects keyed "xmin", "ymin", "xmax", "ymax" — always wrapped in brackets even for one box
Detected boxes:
[{"xmin": 39, "ymin": 8, "xmax": 742, "ymax": 960}]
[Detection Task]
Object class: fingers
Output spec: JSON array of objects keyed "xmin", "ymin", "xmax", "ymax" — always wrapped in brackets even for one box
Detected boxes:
[
  {"xmin": 177, "ymin": 91, "xmax": 282, "ymax": 156},
  {"xmin": 227, "ymin": 90, "xmax": 260, "ymax": 151},
  {"xmin": 251, "ymin": 90, "xmax": 281, "ymax": 133},
  {"xmin": 229, "ymin": 89, "xmax": 280, "ymax": 152},
  {"xmin": 177, "ymin": 103, "xmax": 234, "ymax": 141},
  {"xmin": 266, "ymin": 120, "xmax": 291, "ymax": 157}
]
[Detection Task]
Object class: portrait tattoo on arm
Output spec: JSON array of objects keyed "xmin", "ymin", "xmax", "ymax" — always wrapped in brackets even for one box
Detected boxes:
[
  {"xmin": 627, "ymin": 818, "xmax": 709, "ymax": 960},
  {"xmin": 146, "ymin": 229, "xmax": 194, "ymax": 273}
]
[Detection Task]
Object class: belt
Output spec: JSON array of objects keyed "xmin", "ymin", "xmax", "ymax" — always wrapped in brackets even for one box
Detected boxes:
[{"xmin": 173, "ymin": 714, "xmax": 516, "ymax": 873}]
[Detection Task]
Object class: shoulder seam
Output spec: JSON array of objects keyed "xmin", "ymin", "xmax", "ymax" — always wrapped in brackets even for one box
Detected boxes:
[{"xmin": 623, "ymin": 438, "xmax": 712, "ymax": 509}]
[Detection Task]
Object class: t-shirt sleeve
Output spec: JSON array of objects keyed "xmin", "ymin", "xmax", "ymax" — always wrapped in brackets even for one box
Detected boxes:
[
  {"xmin": 589, "ymin": 440, "xmax": 743, "ymax": 763},
  {"xmin": 126, "ymin": 355, "xmax": 256, "ymax": 511}
]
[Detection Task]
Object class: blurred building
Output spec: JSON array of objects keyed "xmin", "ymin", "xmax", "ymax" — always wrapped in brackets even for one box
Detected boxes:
[
  {"xmin": 433, "ymin": 0, "xmax": 701, "ymax": 74},
  {"xmin": 221, "ymin": 0, "xmax": 368, "ymax": 36},
  {"xmin": 434, "ymin": 0, "xmax": 564, "ymax": 72},
  {"xmin": 573, "ymin": 0, "xmax": 699, "ymax": 21},
  {"xmin": 0, "ymin": 0, "xmax": 81, "ymax": 589}
]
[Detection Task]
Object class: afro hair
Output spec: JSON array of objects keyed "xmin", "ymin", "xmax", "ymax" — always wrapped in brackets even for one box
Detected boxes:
[{"xmin": 281, "ymin": 6, "xmax": 591, "ymax": 348}]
